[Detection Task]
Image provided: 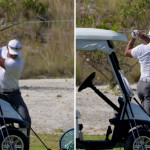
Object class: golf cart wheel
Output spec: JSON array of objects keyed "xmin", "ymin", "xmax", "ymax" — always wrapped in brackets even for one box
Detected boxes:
[
  {"xmin": 0, "ymin": 128, "xmax": 29, "ymax": 150},
  {"xmin": 59, "ymin": 128, "xmax": 74, "ymax": 150},
  {"xmin": 124, "ymin": 130, "xmax": 150, "ymax": 150}
]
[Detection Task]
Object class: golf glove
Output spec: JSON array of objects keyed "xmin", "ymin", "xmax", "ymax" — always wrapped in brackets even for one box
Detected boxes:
[{"xmin": 131, "ymin": 30, "xmax": 138, "ymax": 39}]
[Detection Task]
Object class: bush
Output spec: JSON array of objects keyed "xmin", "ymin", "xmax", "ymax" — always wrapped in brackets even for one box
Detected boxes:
[
  {"xmin": 76, "ymin": 0, "xmax": 149, "ymax": 85},
  {"xmin": 0, "ymin": 0, "xmax": 74, "ymax": 79}
]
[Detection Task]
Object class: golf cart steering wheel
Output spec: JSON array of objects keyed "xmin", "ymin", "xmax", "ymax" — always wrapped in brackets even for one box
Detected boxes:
[{"xmin": 78, "ymin": 72, "xmax": 96, "ymax": 92}]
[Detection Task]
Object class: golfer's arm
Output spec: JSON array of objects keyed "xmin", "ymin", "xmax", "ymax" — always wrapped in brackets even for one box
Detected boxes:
[
  {"xmin": 140, "ymin": 34, "xmax": 150, "ymax": 44},
  {"xmin": 124, "ymin": 38, "xmax": 135, "ymax": 57},
  {"xmin": 0, "ymin": 58, "xmax": 5, "ymax": 69}
]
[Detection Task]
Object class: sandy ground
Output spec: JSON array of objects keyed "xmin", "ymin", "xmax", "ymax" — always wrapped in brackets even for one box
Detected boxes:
[
  {"xmin": 76, "ymin": 84, "xmax": 138, "ymax": 135},
  {"xmin": 19, "ymin": 79, "xmax": 139, "ymax": 136},
  {"xmin": 19, "ymin": 78, "xmax": 74, "ymax": 134}
]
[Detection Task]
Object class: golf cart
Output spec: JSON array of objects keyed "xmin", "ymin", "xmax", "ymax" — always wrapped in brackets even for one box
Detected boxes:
[
  {"xmin": 0, "ymin": 98, "xmax": 74, "ymax": 150},
  {"xmin": 0, "ymin": 99, "xmax": 29, "ymax": 150},
  {"xmin": 0, "ymin": 98, "xmax": 55, "ymax": 150},
  {"xmin": 76, "ymin": 28, "xmax": 150, "ymax": 150}
]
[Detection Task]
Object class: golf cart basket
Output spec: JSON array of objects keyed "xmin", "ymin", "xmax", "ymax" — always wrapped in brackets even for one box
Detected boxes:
[
  {"xmin": 76, "ymin": 28, "xmax": 150, "ymax": 150},
  {"xmin": 59, "ymin": 128, "xmax": 74, "ymax": 150}
]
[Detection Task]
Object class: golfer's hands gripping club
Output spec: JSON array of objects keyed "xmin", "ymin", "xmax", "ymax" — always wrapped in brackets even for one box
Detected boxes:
[{"xmin": 131, "ymin": 30, "xmax": 138, "ymax": 39}]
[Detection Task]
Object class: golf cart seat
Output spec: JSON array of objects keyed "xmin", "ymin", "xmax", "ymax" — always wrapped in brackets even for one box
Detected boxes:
[{"xmin": 109, "ymin": 97, "xmax": 124, "ymax": 125}]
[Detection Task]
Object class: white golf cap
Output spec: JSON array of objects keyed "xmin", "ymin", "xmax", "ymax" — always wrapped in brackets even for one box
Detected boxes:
[{"xmin": 8, "ymin": 39, "xmax": 21, "ymax": 55}]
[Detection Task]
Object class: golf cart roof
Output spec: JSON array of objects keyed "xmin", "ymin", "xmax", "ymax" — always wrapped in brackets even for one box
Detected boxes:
[
  {"xmin": 76, "ymin": 28, "xmax": 127, "ymax": 41},
  {"xmin": 76, "ymin": 28, "xmax": 127, "ymax": 53}
]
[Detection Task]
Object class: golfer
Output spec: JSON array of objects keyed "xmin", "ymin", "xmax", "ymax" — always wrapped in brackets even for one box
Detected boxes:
[
  {"xmin": 124, "ymin": 30, "xmax": 150, "ymax": 116},
  {"xmin": 0, "ymin": 39, "xmax": 31, "ymax": 136}
]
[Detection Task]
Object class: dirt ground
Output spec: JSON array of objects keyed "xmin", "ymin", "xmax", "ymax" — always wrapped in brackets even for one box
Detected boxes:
[
  {"xmin": 20, "ymin": 79, "xmax": 138, "ymax": 136},
  {"xmin": 76, "ymin": 84, "xmax": 138, "ymax": 135},
  {"xmin": 19, "ymin": 78, "xmax": 74, "ymax": 134}
]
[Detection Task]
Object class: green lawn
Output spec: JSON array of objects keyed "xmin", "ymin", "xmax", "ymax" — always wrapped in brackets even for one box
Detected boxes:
[
  {"xmin": 30, "ymin": 134, "xmax": 60, "ymax": 150},
  {"xmin": 30, "ymin": 134, "xmax": 124, "ymax": 150}
]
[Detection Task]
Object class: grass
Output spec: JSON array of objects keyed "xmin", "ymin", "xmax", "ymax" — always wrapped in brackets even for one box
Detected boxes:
[
  {"xmin": 30, "ymin": 133, "xmax": 124, "ymax": 150},
  {"xmin": 30, "ymin": 133, "xmax": 60, "ymax": 150}
]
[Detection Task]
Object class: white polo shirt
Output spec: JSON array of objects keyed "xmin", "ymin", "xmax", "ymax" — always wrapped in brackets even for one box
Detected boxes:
[
  {"xmin": 131, "ymin": 43, "xmax": 150, "ymax": 79},
  {"xmin": 0, "ymin": 46, "xmax": 23, "ymax": 91}
]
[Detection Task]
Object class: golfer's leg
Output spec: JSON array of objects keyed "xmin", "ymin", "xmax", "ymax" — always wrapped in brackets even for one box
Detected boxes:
[
  {"xmin": 143, "ymin": 99, "xmax": 150, "ymax": 115},
  {"xmin": 7, "ymin": 93, "xmax": 31, "ymax": 136},
  {"xmin": 18, "ymin": 97, "xmax": 31, "ymax": 125},
  {"xmin": 137, "ymin": 81, "xmax": 144, "ymax": 107},
  {"xmin": 17, "ymin": 96, "xmax": 31, "ymax": 137},
  {"xmin": 143, "ymin": 82, "xmax": 150, "ymax": 115},
  {"xmin": 0, "ymin": 94, "xmax": 7, "ymax": 100},
  {"xmin": 9, "ymin": 93, "xmax": 31, "ymax": 125}
]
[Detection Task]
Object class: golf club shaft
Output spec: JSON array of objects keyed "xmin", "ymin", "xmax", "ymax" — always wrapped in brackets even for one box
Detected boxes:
[
  {"xmin": 26, "ymin": 122, "xmax": 50, "ymax": 150},
  {"xmin": 10, "ymin": 105, "xmax": 51, "ymax": 150},
  {"xmin": 0, "ymin": 123, "xmax": 5, "ymax": 140},
  {"xmin": 0, "ymin": 23, "xmax": 19, "ymax": 32}
]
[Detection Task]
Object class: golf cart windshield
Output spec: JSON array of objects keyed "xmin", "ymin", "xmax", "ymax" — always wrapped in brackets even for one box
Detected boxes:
[
  {"xmin": 76, "ymin": 28, "xmax": 134, "ymax": 99},
  {"xmin": 76, "ymin": 28, "xmax": 127, "ymax": 54}
]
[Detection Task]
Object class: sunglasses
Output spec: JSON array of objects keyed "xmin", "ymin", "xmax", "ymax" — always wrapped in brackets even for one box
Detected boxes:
[{"xmin": 8, "ymin": 45, "xmax": 21, "ymax": 51}]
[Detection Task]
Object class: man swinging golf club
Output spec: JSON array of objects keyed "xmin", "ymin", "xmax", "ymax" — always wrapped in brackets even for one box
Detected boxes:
[
  {"xmin": 0, "ymin": 39, "xmax": 31, "ymax": 136},
  {"xmin": 125, "ymin": 30, "xmax": 150, "ymax": 117}
]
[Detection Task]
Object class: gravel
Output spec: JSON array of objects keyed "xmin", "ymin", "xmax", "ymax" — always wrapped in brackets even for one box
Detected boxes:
[
  {"xmin": 76, "ymin": 84, "xmax": 138, "ymax": 135},
  {"xmin": 19, "ymin": 78, "xmax": 74, "ymax": 134}
]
